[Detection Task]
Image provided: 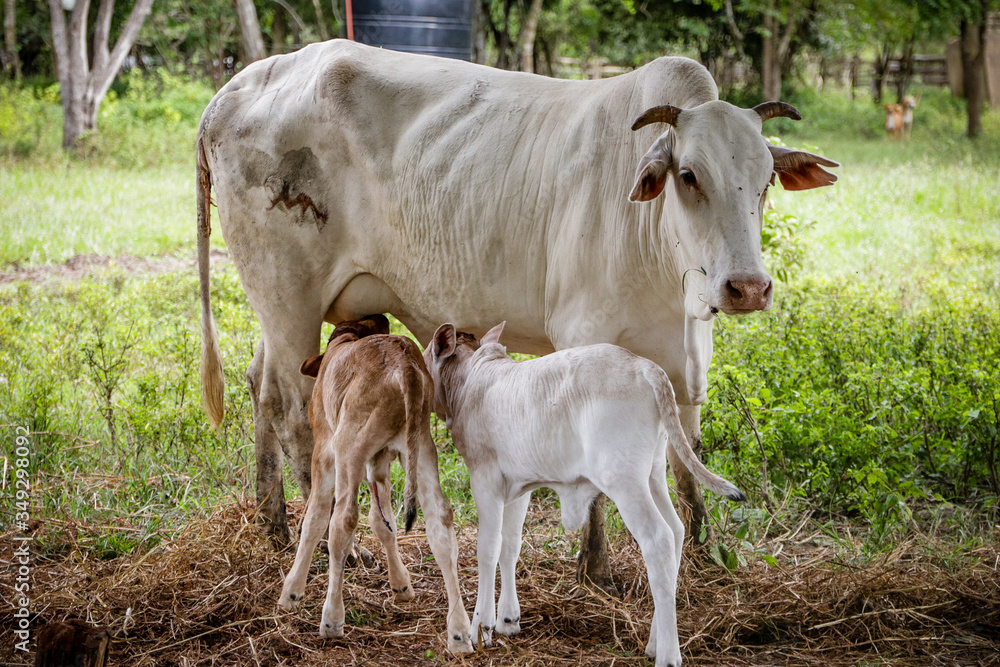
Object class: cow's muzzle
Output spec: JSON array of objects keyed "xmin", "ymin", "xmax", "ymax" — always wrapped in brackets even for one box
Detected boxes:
[{"xmin": 714, "ymin": 275, "xmax": 773, "ymax": 314}]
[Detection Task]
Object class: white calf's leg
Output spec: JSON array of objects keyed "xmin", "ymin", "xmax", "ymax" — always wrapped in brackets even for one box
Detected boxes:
[
  {"xmin": 608, "ymin": 484, "xmax": 682, "ymax": 667},
  {"xmin": 366, "ymin": 452, "xmax": 414, "ymax": 601},
  {"xmin": 496, "ymin": 493, "xmax": 531, "ymax": 636},
  {"xmin": 277, "ymin": 439, "xmax": 337, "ymax": 611},
  {"xmin": 469, "ymin": 470, "xmax": 505, "ymax": 647},
  {"xmin": 646, "ymin": 460, "xmax": 686, "ymax": 658},
  {"xmin": 413, "ymin": 435, "xmax": 473, "ymax": 653},
  {"xmin": 320, "ymin": 463, "xmax": 361, "ymax": 638}
]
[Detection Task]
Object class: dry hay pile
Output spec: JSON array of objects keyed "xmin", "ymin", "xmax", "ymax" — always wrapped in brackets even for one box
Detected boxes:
[{"xmin": 1, "ymin": 502, "xmax": 998, "ymax": 666}]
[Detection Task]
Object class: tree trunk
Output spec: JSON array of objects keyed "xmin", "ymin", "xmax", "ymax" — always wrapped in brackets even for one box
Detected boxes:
[
  {"xmin": 48, "ymin": 0, "xmax": 154, "ymax": 148},
  {"xmin": 272, "ymin": 6, "xmax": 286, "ymax": 54},
  {"xmin": 235, "ymin": 0, "xmax": 266, "ymax": 64},
  {"xmin": 517, "ymin": 0, "xmax": 542, "ymax": 73},
  {"xmin": 895, "ymin": 39, "xmax": 915, "ymax": 102},
  {"xmin": 872, "ymin": 43, "xmax": 891, "ymax": 104},
  {"xmin": 762, "ymin": 12, "xmax": 780, "ymax": 100},
  {"xmin": 473, "ymin": 0, "xmax": 486, "ymax": 64},
  {"xmin": 961, "ymin": 9, "xmax": 988, "ymax": 139},
  {"xmin": 3, "ymin": 0, "xmax": 20, "ymax": 79},
  {"xmin": 309, "ymin": 0, "xmax": 329, "ymax": 41}
]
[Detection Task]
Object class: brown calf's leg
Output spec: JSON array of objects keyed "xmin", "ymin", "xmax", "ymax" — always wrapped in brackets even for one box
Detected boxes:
[
  {"xmin": 367, "ymin": 450, "xmax": 414, "ymax": 601},
  {"xmin": 321, "ymin": 463, "xmax": 361, "ymax": 638},
  {"xmin": 414, "ymin": 432, "xmax": 473, "ymax": 653}
]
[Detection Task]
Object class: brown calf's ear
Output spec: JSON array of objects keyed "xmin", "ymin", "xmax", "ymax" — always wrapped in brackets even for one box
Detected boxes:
[
  {"xmin": 431, "ymin": 323, "xmax": 458, "ymax": 359},
  {"xmin": 300, "ymin": 354, "xmax": 324, "ymax": 378},
  {"xmin": 481, "ymin": 321, "xmax": 506, "ymax": 346},
  {"xmin": 360, "ymin": 313, "xmax": 391, "ymax": 336},
  {"xmin": 768, "ymin": 144, "xmax": 840, "ymax": 191}
]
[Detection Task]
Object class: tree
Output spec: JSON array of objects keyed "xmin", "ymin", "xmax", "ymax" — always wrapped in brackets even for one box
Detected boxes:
[
  {"xmin": 3, "ymin": 0, "xmax": 20, "ymax": 79},
  {"xmin": 959, "ymin": 0, "xmax": 989, "ymax": 138},
  {"xmin": 235, "ymin": 0, "xmax": 265, "ymax": 63},
  {"xmin": 48, "ymin": 0, "xmax": 154, "ymax": 149}
]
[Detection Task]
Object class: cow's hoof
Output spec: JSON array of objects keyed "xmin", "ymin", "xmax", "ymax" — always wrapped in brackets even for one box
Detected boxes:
[
  {"xmin": 496, "ymin": 615, "xmax": 521, "ymax": 636},
  {"xmin": 319, "ymin": 620, "xmax": 345, "ymax": 638},
  {"xmin": 447, "ymin": 632, "xmax": 474, "ymax": 654},
  {"xmin": 472, "ymin": 623, "xmax": 493, "ymax": 647}
]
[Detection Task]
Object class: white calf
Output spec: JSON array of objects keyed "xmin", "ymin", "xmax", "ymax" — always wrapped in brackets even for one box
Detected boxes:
[
  {"xmin": 423, "ymin": 321, "xmax": 745, "ymax": 667},
  {"xmin": 277, "ymin": 315, "xmax": 473, "ymax": 654}
]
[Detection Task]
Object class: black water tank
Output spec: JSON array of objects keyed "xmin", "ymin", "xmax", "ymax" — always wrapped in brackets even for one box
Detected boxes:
[{"xmin": 351, "ymin": 0, "xmax": 475, "ymax": 61}]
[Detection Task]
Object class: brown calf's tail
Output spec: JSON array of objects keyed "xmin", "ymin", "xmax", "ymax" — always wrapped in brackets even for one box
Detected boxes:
[
  {"xmin": 399, "ymin": 366, "xmax": 424, "ymax": 532},
  {"xmin": 198, "ymin": 136, "xmax": 225, "ymax": 428},
  {"xmin": 643, "ymin": 365, "xmax": 746, "ymax": 501}
]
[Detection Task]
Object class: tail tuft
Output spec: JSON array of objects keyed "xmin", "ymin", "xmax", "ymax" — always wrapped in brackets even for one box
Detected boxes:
[
  {"xmin": 404, "ymin": 499, "xmax": 417, "ymax": 533},
  {"xmin": 725, "ymin": 486, "xmax": 747, "ymax": 502}
]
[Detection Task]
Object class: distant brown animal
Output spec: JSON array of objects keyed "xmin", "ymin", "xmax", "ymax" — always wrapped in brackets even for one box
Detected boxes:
[
  {"xmin": 277, "ymin": 314, "xmax": 473, "ymax": 654},
  {"xmin": 885, "ymin": 103, "xmax": 904, "ymax": 139}
]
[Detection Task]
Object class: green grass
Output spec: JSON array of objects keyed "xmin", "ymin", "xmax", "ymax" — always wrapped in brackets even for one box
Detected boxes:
[{"xmin": 0, "ymin": 163, "xmax": 206, "ymax": 265}]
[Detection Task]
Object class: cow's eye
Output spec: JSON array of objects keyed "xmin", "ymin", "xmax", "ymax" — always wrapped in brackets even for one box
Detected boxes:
[{"xmin": 679, "ymin": 170, "xmax": 697, "ymax": 187}]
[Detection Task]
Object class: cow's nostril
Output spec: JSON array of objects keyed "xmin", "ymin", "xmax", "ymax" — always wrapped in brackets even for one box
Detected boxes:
[
  {"xmin": 726, "ymin": 280, "xmax": 744, "ymax": 300},
  {"xmin": 763, "ymin": 280, "xmax": 774, "ymax": 298}
]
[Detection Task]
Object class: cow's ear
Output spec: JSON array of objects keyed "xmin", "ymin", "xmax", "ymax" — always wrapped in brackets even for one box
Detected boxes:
[
  {"xmin": 481, "ymin": 321, "xmax": 505, "ymax": 346},
  {"xmin": 629, "ymin": 158, "xmax": 669, "ymax": 202},
  {"xmin": 768, "ymin": 144, "xmax": 839, "ymax": 191},
  {"xmin": 300, "ymin": 354, "xmax": 324, "ymax": 378},
  {"xmin": 629, "ymin": 134, "xmax": 673, "ymax": 202},
  {"xmin": 431, "ymin": 324, "xmax": 457, "ymax": 359}
]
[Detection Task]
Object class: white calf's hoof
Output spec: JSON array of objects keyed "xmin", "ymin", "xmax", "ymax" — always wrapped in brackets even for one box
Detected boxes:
[
  {"xmin": 319, "ymin": 620, "xmax": 345, "ymax": 638},
  {"xmin": 447, "ymin": 632, "xmax": 475, "ymax": 654},
  {"xmin": 496, "ymin": 615, "xmax": 521, "ymax": 636},
  {"xmin": 277, "ymin": 588, "xmax": 303, "ymax": 612},
  {"xmin": 392, "ymin": 583, "xmax": 416, "ymax": 602}
]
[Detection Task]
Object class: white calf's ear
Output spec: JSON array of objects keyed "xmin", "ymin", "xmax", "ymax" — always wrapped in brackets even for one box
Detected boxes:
[
  {"xmin": 432, "ymin": 323, "xmax": 458, "ymax": 359},
  {"xmin": 481, "ymin": 321, "xmax": 506, "ymax": 346}
]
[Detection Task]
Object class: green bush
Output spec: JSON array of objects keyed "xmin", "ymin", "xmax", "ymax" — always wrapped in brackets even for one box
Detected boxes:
[{"xmin": 703, "ymin": 276, "xmax": 1000, "ymax": 528}]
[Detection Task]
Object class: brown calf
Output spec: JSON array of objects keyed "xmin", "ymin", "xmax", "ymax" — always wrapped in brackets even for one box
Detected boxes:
[{"xmin": 277, "ymin": 315, "xmax": 473, "ymax": 653}]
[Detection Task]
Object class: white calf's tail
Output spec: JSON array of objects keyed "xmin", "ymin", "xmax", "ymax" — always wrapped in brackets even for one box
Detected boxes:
[
  {"xmin": 198, "ymin": 136, "xmax": 225, "ymax": 428},
  {"xmin": 643, "ymin": 366, "xmax": 746, "ymax": 502}
]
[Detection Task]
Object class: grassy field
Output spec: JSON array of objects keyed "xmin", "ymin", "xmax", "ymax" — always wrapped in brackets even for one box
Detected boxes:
[{"xmin": 1, "ymin": 77, "xmax": 998, "ymax": 664}]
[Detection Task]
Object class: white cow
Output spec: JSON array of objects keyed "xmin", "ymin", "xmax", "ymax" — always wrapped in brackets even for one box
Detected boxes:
[
  {"xmin": 196, "ymin": 41, "xmax": 837, "ymax": 581},
  {"xmin": 422, "ymin": 321, "xmax": 745, "ymax": 666}
]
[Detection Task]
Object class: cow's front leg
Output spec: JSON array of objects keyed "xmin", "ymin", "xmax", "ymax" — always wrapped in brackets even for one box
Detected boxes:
[
  {"xmin": 576, "ymin": 495, "xmax": 619, "ymax": 596},
  {"xmin": 671, "ymin": 404, "xmax": 710, "ymax": 545}
]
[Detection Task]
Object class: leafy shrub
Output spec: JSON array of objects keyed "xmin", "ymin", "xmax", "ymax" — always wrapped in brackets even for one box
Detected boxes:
[{"xmin": 703, "ymin": 276, "xmax": 1000, "ymax": 531}]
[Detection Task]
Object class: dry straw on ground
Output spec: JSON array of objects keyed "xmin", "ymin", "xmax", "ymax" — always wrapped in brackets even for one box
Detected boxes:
[{"xmin": 1, "ymin": 501, "xmax": 998, "ymax": 666}]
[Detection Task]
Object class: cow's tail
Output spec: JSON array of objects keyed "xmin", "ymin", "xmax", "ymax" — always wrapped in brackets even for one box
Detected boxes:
[
  {"xmin": 397, "ymin": 365, "xmax": 424, "ymax": 532},
  {"xmin": 198, "ymin": 135, "xmax": 225, "ymax": 429},
  {"xmin": 644, "ymin": 365, "xmax": 746, "ymax": 502}
]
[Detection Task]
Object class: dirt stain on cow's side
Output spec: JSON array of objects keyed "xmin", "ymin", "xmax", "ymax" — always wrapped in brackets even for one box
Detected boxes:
[{"xmin": 260, "ymin": 147, "xmax": 330, "ymax": 232}]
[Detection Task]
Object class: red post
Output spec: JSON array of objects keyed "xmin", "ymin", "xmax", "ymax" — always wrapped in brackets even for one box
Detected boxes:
[{"xmin": 345, "ymin": 0, "xmax": 355, "ymax": 40}]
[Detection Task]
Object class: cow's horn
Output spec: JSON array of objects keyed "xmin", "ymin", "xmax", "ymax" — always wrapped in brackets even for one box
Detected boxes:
[
  {"xmin": 754, "ymin": 102, "xmax": 802, "ymax": 122},
  {"xmin": 631, "ymin": 105, "xmax": 683, "ymax": 131}
]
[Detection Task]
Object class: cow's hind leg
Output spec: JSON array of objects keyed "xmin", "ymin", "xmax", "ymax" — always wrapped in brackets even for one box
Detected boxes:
[
  {"xmin": 367, "ymin": 449, "xmax": 414, "ymax": 601},
  {"xmin": 247, "ymin": 342, "xmax": 291, "ymax": 545},
  {"xmin": 671, "ymin": 404, "xmax": 709, "ymax": 546},
  {"xmin": 251, "ymin": 316, "xmax": 323, "ymax": 546}
]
